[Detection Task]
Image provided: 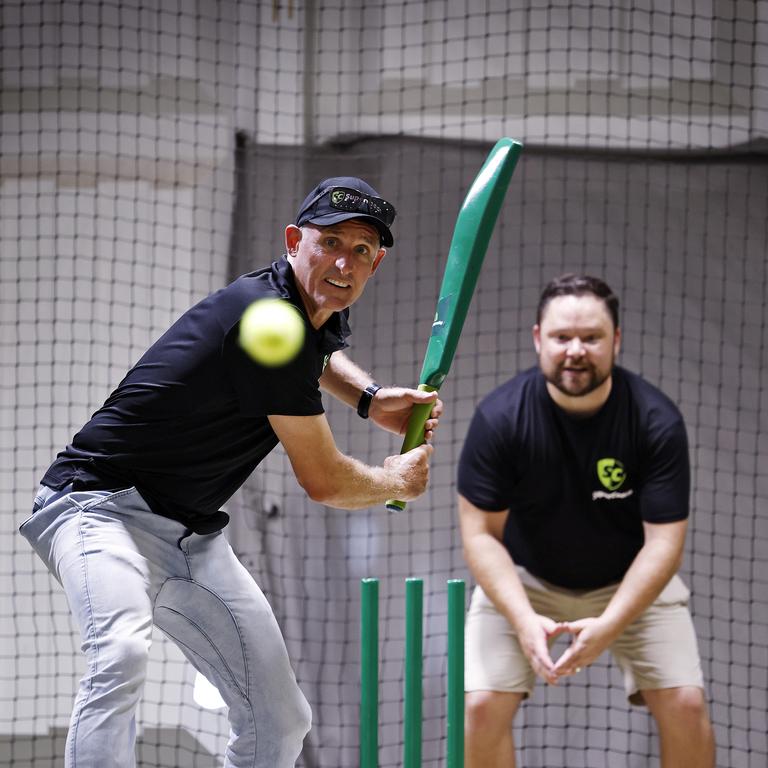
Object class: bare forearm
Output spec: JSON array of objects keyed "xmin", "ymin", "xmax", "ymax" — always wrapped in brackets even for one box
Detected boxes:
[
  {"xmin": 463, "ymin": 532, "xmax": 537, "ymax": 632},
  {"xmin": 459, "ymin": 497, "xmax": 565, "ymax": 684},
  {"xmin": 601, "ymin": 535, "xmax": 683, "ymax": 635},
  {"xmin": 319, "ymin": 351, "xmax": 374, "ymax": 408},
  {"xmin": 270, "ymin": 413, "xmax": 433, "ymax": 510},
  {"xmin": 306, "ymin": 452, "xmax": 410, "ymax": 509}
]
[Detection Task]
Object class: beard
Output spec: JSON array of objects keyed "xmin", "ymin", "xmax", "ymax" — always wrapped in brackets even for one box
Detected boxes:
[{"xmin": 543, "ymin": 361, "xmax": 612, "ymax": 398}]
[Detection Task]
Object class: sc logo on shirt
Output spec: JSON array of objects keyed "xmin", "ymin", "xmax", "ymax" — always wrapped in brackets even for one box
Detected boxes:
[{"xmin": 596, "ymin": 458, "xmax": 626, "ymax": 491}]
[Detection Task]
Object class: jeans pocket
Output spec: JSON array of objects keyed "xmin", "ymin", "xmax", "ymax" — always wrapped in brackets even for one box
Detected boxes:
[
  {"xmin": 20, "ymin": 486, "xmax": 58, "ymax": 537},
  {"xmin": 76, "ymin": 487, "xmax": 137, "ymax": 513},
  {"xmin": 18, "ymin": 513, "xmax": 36, "ymax": 534},
  {"xmin": 18, "ymin": 501, "xmax": 65, "ymax": 557}
]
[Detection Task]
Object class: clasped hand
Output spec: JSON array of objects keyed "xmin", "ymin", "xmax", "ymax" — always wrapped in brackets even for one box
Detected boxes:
[{"xmin": 518, "ymin": 613, "xmax": 618, "ymax": 685}]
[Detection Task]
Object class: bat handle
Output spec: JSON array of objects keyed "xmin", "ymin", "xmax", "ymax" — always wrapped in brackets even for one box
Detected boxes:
[{"xmin": 385, "ymin": 384, "xmax": 438, "ymax": 513}]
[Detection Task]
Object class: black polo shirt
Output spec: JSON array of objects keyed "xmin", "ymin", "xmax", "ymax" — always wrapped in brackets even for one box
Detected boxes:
[
  {"xmin": 41, "ymin": 257, "xmax": 350, "ymax": 533},
  {"xmin": 457, "ymin": 366, "xmax": 690, "ymax": 589}
]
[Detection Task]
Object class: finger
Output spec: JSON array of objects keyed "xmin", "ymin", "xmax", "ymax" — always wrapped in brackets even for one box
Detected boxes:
[
  {"xmin": 561, "ymin": 619, "xmax": 587, "ymax": 634},
  {"xmin": 530, "ymin": 657, "xmax": 556, "ymax": 685},
  {"xmin": 552, "ymin": 648, "xmax": 581, "ymax": 676},
  {"xmin": 418, "ymin": 442, "xmax": 434, "ymax": 458},
  {"xmin": 552, "ymin": 645, "xmax": 574, "ymax": 668},
  {"xmin": 546, "ymin": 623, "xmax": 571, "ymax": 640},
  {"xmin": 532, "ymin": 647, "xmax": 559, "ymax": 684},
  {"xmin": 553, "ymin": 662, "xmax": 580, "ymax": 677},
  {"xmin": 539, "ymin": 664, "xmax": 561, "ymax": 685},
  {"xmin": 411, "ymin": 389, "xmax": 438, "ymax": 402}
]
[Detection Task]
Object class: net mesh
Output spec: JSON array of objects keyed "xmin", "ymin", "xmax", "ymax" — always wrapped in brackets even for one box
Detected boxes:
[{"xmin": 2, "ymin": 1, "xmax": 767, "ymax": 767}]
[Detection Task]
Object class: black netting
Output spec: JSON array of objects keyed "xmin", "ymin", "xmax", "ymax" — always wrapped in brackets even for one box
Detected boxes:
[{"xmin": 3, "ymin": 2, "xmax": 767, "ymax": 767}]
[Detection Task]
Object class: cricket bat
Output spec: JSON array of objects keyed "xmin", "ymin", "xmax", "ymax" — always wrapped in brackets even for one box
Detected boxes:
[{"xmin": 387, "ymin": 137, "xmax": 523, "ymax": 512}]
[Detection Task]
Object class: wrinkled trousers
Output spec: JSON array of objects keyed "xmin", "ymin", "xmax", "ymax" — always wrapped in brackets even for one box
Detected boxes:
[{"xmin": 20, "ymin": 486, "xmax": 311, "ymax": 768}]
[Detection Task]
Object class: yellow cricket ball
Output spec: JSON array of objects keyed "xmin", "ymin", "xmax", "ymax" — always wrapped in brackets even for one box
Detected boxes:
[{"xmin": 239, "ymin": 298, "xmax": 305, "ymax": 367}]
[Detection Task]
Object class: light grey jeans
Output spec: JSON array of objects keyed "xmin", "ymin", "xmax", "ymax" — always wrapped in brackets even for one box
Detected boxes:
[{"xmin": 20, "ymin": 485, "xmax": 311, "ymax": 768}]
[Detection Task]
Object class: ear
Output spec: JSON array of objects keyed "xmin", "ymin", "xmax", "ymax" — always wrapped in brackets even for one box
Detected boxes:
[
  {"xmin": 613, "ymin": 326, "xmax": 622, "ymax": 356},
  {"xmin": 532, "ymin": 324, "xmax": 542, "ymax": 354},
  {"xmin": 285, "ymin": 224, "xmax": 302, "ymax": 256},
  {"xmin": 369, "ymin": 248, "xmax": 386, "ymax": 275}
]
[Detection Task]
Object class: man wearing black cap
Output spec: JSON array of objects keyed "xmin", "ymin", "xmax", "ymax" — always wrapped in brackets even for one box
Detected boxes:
[{"xmin": 20, "ymin": 177, "xmax": 441, "ymax": 768}]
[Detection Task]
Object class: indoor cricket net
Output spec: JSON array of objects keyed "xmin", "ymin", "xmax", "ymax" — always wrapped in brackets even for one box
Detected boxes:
[{"xmin": 2, "ymin": 1, "xmax": 767, "ymax": 766}]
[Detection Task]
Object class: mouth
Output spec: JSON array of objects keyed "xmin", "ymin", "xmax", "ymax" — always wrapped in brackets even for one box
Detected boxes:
[
  {"xmin": 561, "ymin": 366, "xmax": 590, "ymax": 378},
  {"xmin": 325, "ymin": 277, "xmax": 351, "ymax": 289}
]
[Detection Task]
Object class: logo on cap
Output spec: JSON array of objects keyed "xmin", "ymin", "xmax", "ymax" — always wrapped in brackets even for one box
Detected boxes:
[{"xmin": 296, "ymin": 178, "xmax": 396, "ymax": 246}]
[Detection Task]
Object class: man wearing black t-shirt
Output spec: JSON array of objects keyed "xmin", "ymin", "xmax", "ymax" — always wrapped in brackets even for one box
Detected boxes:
[
  {"xmin": 20, "ymin": 177, "xmax": 441, "ymax": 768},
  {"xmin": 458, "ymin": 275, "xmax": 714, "ymax": 768}
]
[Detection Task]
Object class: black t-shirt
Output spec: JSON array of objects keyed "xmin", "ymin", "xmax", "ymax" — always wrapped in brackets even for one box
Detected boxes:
[
  {"xmin": 41, "ymin": 257, "xmax": 350, "ymax": 533},
  {"xmin": 457, "ymin": 366, "xmax": 690, "ymax": 589}
]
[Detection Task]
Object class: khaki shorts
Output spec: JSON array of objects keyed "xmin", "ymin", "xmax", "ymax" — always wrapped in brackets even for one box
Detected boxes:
[{"xmin": 465, "ymin": 568, "xmax": 705, "ymax": 706}]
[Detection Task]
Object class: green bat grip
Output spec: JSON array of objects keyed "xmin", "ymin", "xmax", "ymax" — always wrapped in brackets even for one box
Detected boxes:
[{"xmin": 385, "ymin": 384, "xmax": 438, "ymax": 513}]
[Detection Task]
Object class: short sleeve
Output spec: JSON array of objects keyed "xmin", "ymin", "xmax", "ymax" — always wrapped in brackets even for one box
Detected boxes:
[
  {"xmin": 638, "ymin": 414, "xmax": 690, "ymax": 522},
  {"xmin": 457, "ymin": 407, "xmax": 513, "ymax": 511},
  {"xmin": 223, "ymin": 325, "xmax": 324, "ymax": 417}
]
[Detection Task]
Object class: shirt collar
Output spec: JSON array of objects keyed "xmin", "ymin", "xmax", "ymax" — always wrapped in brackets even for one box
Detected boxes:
[{"xmin": 272, "ymin": 255, "xmax": 351, "ymax": 352}]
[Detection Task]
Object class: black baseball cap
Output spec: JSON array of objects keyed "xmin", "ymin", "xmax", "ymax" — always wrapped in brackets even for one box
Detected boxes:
[{"xmin": 295, "ymin": 176, "xmax": 396, "ymax": 247}]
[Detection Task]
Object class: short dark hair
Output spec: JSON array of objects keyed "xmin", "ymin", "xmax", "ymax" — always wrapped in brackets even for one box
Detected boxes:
[{"xmin": 536, "ymin": 274, "xmax": 619, "ymax": 328}]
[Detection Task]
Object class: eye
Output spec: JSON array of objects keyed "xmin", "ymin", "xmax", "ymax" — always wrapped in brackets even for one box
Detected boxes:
[
  {"xmin": 324, "ymin": 237, "xmax": 338, "ymax": 249},
  {"xmin": 355, "ymin": 245, "xmax": 372, "ymax": 258}
]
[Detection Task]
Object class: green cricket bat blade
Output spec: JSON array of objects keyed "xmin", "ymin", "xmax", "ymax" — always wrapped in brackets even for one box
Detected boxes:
[{"xmin": 387, "ymin": 137, "xmax": 523, "ymax": 513}]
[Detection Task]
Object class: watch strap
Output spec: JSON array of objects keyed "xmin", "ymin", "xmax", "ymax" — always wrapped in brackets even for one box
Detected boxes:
[{"xmin": 357, "ymin": 383, "xmax": 382, "ymax": 418}]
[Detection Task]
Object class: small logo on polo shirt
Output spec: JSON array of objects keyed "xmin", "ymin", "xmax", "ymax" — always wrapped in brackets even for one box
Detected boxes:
[
  {"xmin": 593, "ymin": 457, "xmax": 633, "ymax": 500},
  {"xmin": 597, "ymin": 457, "xmax": 625, "ymax": 491}
]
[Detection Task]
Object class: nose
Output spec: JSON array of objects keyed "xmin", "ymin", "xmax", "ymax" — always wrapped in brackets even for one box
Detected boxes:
[
  {"xmin": 335, "ymin": 250, "xmax": 354, "ymax": 275},
  {"xmin": 566, "ymin": 337, "xmax": 585, "ymax": 356}
]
